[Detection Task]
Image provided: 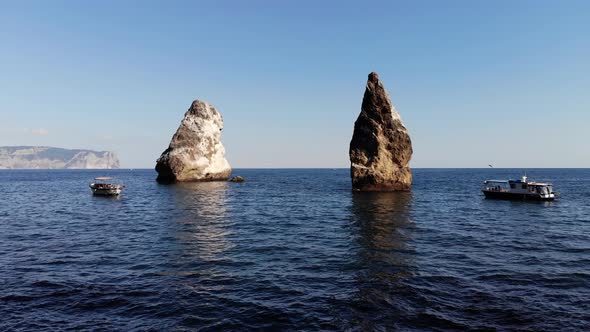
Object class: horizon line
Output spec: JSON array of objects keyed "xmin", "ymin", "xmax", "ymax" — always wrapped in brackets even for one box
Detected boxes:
[{"xmin": 2, "ymin": 167, "xmax": 589, "ymax": 171}]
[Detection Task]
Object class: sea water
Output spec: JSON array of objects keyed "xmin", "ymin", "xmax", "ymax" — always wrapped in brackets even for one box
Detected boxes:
[{"xmin": 1, "ymin": 169, "xmax": 589, "ymax": 331}]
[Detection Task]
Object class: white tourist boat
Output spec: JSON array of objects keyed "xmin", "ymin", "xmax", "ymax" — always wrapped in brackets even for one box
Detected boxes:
[
  {"xmin": 89, "ymin": 177, "xmax": 124, "ymax": 196},
  {"xmin": 482, "ymin": 175, "xmax": 555, "ymax": 201}
]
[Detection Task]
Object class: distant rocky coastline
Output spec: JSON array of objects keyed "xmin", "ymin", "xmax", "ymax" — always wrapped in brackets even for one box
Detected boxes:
[
  {"xmin": 349, "ymin": 72, "xmax": 413, "ymax": 191},
  {"xmin": 0, "ymin": 146, "xmax": 120, "ymax": 169},
  {"xmin": 156, "ymin": 99, "xmax": 232, "ymax": 182}
]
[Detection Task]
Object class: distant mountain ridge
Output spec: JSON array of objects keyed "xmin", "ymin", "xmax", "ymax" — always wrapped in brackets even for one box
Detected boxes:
[{"xmin": 0, "ymin": 146, "xmax": 120, "ymax": 169}]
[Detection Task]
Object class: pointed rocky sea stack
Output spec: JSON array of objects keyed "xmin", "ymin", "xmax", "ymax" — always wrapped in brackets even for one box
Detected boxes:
[
  {"xmin": 156, "ymin": 100, "xmax": 231, "ymax": 182},
  {"xmin": 349, "ymin": 72, "xmax": 413, "ymax": 191}
]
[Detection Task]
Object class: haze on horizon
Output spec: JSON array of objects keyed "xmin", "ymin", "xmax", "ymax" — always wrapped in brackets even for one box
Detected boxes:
[{"xmin": 1, "ymin": 1, "xmax": 588, "ymax": 169}]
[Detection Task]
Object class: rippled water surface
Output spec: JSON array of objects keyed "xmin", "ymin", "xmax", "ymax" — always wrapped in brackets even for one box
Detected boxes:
[{"xmin": 1, "ymin": 169, "xmax": 589, "ymax": 331}]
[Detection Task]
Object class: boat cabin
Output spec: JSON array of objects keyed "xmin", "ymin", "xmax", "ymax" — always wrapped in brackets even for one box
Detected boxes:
[{"xmin": 89, "ymin": 177, "xmax": 124, "ymax": 196}]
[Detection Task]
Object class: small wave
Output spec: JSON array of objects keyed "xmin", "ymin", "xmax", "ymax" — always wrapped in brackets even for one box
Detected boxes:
[
  {"xmin": 70, "ymin": 297, "xmax": 132, "ymax": 311},
  {"xmin": 1, "ymin": 294, "xmax": 35, "ymax": 302},
  {"xmin": 31, "ymin": 280, "xmax": 67, "ymax": 288}
]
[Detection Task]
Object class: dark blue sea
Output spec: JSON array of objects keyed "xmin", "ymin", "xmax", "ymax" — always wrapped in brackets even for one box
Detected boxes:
[{"xmin": 1, "ymin": 169, "xmax": 589, "ymax": 331}]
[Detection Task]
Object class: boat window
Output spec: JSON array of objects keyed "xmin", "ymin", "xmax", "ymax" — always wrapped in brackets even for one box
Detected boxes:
[
  {"xmin": 510, "ymin": 183, "xmax": 516, "ymax": 189},
  {"xmin": 521, "ymin": 184, "xmax": 527, "ymax": 189},
  {"xmin": 548, "ymin": 186, "xmax": 553, "ymax": 193}
]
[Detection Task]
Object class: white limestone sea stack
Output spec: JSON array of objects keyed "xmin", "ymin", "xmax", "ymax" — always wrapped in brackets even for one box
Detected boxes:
[{"xmin": 155, "ymin": 100, "xmax": 231, "ymax": 182}]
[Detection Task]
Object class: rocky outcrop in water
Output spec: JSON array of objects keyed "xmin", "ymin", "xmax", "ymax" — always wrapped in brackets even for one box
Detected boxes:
[
  {"xmin": 156, "ymin": 100, "xmax": 231, "ymax": 182},
  {"xmin": 0, "ymin": 146, "xmax": 119, "ymax": 169},
  {"xmin": 229, "ymin": 175, "xmax": 245, "ymax": 183},
  {"xmin": 349, "ymin": 72, "xmax": 413, "ymax": 191}
]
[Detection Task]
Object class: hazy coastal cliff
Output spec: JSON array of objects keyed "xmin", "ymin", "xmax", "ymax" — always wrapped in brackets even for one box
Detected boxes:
[{"xmin": 0, "ymin": 146, "xmax": 120, "ymax": 169}]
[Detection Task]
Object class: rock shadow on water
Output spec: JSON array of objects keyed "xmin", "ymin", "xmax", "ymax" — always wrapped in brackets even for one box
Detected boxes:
[{"xmin": 340, "ymin": 191, "xmax": 417, "ymax": 330}]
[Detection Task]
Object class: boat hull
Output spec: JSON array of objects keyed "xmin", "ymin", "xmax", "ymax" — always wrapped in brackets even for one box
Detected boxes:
[
  {"xmin": 89, "ymin": 183, "xmax": 123, "ymax": 196},
  {"xmin": 482, "ymin": 190, "xmax": 554, "ymax": 201},
  {"xmin": 91, "ymin": 188, "xmax": 122, "ymax": 196}
]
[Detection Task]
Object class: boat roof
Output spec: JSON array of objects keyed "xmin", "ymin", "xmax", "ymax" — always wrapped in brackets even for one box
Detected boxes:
[
  {"xmin": 528, "ymin": 182, "xmax": 552, "ymax": 186},
  {"xmin": 95, "ymin": 177, "xmax": 112, "ymax": 180},
  {"xmin": 485, "ymin": 179, "xmax": 552, "ymax": 186}
]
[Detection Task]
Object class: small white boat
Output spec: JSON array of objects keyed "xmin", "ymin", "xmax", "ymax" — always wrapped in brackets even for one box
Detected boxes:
[
  {"xmin": 89, "ymin": 177, "xmax": 124, "ymax": 196},
  {"xmin": 482, "ymin": 175, "xmax": 555, "ymax": 201}
]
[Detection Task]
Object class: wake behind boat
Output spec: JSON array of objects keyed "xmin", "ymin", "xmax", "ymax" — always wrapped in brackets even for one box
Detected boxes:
[
  {"xmin": 89, "ymin": 177, "xmax": 124, "ymax": 196},
  {"xmin": 482, "ymin": 176, "xmax": 555, "ymax": 201}
]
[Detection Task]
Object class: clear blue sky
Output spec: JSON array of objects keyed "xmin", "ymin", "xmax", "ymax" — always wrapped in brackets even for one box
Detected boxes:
[{"xmin": 1, "ymin": 1, "xmax": 588, "ymax": 168}]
